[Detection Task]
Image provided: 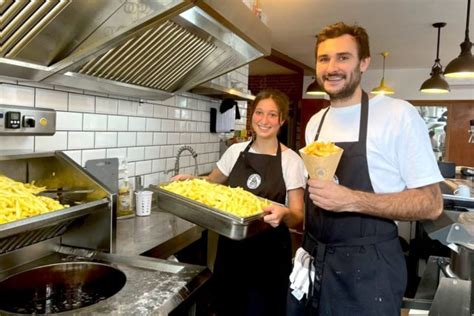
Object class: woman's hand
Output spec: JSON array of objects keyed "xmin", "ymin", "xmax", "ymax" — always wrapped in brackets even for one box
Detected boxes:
[
  {"xmin": 262, "ymin": 203, "xmax": 290, "ymax": 227},
  {"xmin": 170, "ymin": 174, "xmax": 194, "ymax": 181}
]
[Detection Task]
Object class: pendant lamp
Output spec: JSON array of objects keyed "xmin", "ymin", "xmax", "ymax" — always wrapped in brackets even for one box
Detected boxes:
[
  {"xmin": 444, "ymin": 0, "xmax": 474, "ymax": 78},
  {"xmin": 306, "ymin": 76, "xmax": 327, "ymax": 95},
  {"xmin": 420, "ymin": 23, "xmax": 450, "ymax": 93},
  {"xmin": 371, "ymin": 52, "xmax": 395, "ymax": 95}
]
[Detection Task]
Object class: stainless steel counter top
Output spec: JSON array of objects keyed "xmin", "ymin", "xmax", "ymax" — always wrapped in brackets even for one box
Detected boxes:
[
  {"xmin": 107, "ymin": 210, "xmax": 210, "ymax": 314},
  {"xmin": 115, "ymin": 210, "xmax": 197, "ymax": 256}
]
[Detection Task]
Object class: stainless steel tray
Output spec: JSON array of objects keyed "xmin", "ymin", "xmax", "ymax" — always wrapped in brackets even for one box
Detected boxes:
[{"xmin": 152, "ymin": 185, "xmax": 272, "ymax": 240}]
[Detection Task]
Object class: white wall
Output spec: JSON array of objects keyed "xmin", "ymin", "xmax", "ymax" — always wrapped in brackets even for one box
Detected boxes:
[
  {"xmin": 0, "ymin": 67, "xmax": 249, "ymax": 188},
  {"xmin": 303, "ymin": 67, "xmax": 474, "ymax": 101}
]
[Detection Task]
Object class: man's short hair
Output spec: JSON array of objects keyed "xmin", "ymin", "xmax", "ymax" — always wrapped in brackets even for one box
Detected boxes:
[{"xmin": 316, "ymin": 22, "xmax": 370, "ymax": 61}]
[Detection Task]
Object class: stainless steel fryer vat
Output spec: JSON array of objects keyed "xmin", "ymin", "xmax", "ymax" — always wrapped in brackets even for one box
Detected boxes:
[
  {"xmin": 0, "ymin": 151, "xmax": 115, "ymax": 259},
  {"xmin": 0, "ymin": 262, "xmax": 126, "ymax": 314}
]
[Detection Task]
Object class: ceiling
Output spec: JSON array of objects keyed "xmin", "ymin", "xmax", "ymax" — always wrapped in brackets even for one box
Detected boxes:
[{"xmin": 249, "ymin": 0, "xmax": 470, "ymax": 76}]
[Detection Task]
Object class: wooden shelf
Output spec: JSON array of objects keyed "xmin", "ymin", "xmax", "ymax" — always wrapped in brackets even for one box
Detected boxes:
[{"xmin": 191, "ymin": 82, "xmax": 255, "ymax": 101}]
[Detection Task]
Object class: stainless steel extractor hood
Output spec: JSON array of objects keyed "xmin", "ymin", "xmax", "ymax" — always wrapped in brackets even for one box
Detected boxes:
[{"xmin": 0, "ymin": 0, "xmax": 270, "ymax": 100}]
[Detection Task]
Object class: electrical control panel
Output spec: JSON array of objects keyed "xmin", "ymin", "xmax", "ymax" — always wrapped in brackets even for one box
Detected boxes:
[{"xmin": 0, "ymin": 105, "xmax": 56, "ymax": 135}]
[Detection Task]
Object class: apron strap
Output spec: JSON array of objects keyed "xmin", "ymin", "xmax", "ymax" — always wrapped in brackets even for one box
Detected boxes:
[{"xmin": 314, "ymin": 107, "xmax": 330, "ymax": 141}]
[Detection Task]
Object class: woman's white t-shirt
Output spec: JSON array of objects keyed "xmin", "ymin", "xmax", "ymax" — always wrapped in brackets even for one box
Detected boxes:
[{"xmin": 216, "ymin": 141, "xmax": 306, "ymax": 204}]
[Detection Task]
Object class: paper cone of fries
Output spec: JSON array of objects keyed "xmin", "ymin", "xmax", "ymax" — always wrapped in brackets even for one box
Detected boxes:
[{"xmin": 299, "ymin": 142, "xmax": 343, "ymax": 180}]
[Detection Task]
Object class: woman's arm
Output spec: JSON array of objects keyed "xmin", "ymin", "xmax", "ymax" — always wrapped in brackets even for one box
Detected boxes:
[
  {"xmin": 262, "ymin": 187, "xmax": 305, "ymax": 229},
  {"xmin": 171, "ymin": 167, "xmax": 228, "ymax": 184}
]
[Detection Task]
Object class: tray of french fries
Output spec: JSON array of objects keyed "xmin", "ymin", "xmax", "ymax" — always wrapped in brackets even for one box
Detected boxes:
[
  {"xmin": 0, "ymin": 173, "xmax": 108, "ymax": 240},
  {"xmin": 299, "ymin": 141, "xmax": 343, "ymax": 180},
  {"xmin": 152, "ymin": 179, "xmax": 274, "ymax": 240}
]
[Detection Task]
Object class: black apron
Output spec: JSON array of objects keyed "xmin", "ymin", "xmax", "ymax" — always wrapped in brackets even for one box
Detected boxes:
[
  {"xmin": 302, "ymin": 91, "xmax": 407, "ymax": 316},
  {"xmin": 213, "ymin": 141, "xmax": 292, "ymax": 316}
]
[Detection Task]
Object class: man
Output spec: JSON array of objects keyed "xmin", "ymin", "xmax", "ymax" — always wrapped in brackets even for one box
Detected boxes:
[{"xmin": 288, "ymin": 22, "xmax": 443, "ymax": 316}]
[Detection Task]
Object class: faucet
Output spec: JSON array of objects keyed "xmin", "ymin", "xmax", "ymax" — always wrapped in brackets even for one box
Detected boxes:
[{"xmin": 170, "ymin": 145, "xmax": 199, "ymax": 176}]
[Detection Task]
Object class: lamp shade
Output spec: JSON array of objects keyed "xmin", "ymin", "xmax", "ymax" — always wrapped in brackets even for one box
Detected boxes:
[
  {"xmin": 444, "ymin": 50, "xmax": 474, "ymax": 78},
  {"xmin": 306, "ymin": 78, "xmax": 327, "ymax": 95},
  {"xmin": 371, "ymin": 52, "xmax": 395, "ymax": 95},
  {"xmin": 420, "ymin": 72, "xmax": 450, "ymax": 93},
  {"xmin": 371, "ymin": 78, "xmax": 395, "ymax": 95},
  {"xmin": 420, "ymin": 22, "xmax": 450, "ymax": 93},
  {"xmin": 420, "ymin": 66, "xmax": 450, "ymax": 93},
  {"xmin": 444, "ymin": 0, "xmax": 474, "ymax": 78}
]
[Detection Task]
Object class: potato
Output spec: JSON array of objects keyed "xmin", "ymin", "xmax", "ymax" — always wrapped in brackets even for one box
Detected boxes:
[
  {"xmin": 162, "ymin": 179, "xmax": 270, "ymax": 218},
  {"xmin": 303, "ymin": 141, "xmax": 339, "ymax": 157},
  {"xmin": 0, "ymin": 175, "xmax": 67, "ymax": 224}
]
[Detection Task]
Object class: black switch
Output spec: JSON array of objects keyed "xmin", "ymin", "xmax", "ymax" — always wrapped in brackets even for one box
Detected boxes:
[
  {"xmin": 23, "ymin": 116, "xmax": 36, "ymax": 128},
  {"xmin": 5, "ymin": 111, "xmax": 21, "ymax": 129}
]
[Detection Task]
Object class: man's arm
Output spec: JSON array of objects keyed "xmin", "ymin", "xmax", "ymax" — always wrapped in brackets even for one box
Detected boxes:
[{"xmin": 307, "ymin": 179, "xmax": 443, "ymax": 221}]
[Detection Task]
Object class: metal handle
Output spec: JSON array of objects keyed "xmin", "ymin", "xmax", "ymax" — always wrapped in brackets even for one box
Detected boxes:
[{"xmin": 437, "ymin": 257, "xmax": 458, "ymax": 278}]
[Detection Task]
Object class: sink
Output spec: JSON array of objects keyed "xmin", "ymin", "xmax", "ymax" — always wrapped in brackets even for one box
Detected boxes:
[{"xmin": 0, "ymin": 262, "xmax": 126, "ymax": 314}]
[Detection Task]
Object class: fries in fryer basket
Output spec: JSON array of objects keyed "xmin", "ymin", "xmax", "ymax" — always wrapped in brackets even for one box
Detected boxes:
[
  {"xmin": 0, "ymin": 175, "xmax": 68, "ymax": 225},
  {"xmin": 161, "ymin": 179, "xmax": 270, "ymax": 218}
]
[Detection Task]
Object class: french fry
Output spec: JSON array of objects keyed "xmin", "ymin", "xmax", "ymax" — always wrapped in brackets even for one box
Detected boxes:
[
  {"xmin": 303, "ymin": 141, "xmax": 339, "ymax": 157},
  {"xmin": 299, "ymin": 141, "xmax": 343, "ymax": 180},
  {"xmin": 161, "ymin": 179, "xmax": 270, "ymax": 218},
  {"xmin": 0, "ymin": 174, "xmax": 68, "ymax": 224}
]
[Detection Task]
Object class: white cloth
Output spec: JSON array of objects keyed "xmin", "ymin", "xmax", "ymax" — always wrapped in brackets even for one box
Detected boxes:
[
  {"xmin": 291, "ymin": 94, "xmax": 444, "ymax": 299},
  {"xmin": 289, "ymin": 247, "xmax": 315, "ymax": 298},
  {"xmin": 216, "ymin": 141, "xmax": 306, "ymax": 204}
]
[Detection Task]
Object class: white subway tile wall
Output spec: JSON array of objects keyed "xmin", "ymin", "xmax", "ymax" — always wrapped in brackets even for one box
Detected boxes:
[{"xmin": 0, "ymin": 67, "xmax": 249, "ymax": 188}]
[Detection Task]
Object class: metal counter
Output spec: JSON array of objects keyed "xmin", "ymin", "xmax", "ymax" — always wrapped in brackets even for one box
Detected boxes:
[
  {"xmin": 115, "ymin": 210, "xmax": 198, "ymax": 256},
  {"xmin": 113, "ymin": 210, "xmax": 211, "ymax": 315}
]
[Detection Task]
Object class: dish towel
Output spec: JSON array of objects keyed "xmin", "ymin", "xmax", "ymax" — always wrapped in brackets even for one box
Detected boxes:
[
  {"xmin": 219, "ymin": 98, "xmax": 241, "ymax": 119},
  {"xmin": 289, "ymin": 247, "xmax": 314, "ymax": 300}
]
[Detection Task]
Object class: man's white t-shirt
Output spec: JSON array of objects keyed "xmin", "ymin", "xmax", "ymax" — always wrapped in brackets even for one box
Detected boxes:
[
  {"xmin": 305, "ymin": 94, "xmax": 443, "ymax": 192},
  {"xmin": 216, "ymin": 141, "xmax": 306, "ymax": 204}
]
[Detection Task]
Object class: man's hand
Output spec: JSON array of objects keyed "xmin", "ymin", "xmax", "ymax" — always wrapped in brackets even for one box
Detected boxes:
[{"xmin": 307, "ymin": 178, "xmax": 355, "ymax": 212}]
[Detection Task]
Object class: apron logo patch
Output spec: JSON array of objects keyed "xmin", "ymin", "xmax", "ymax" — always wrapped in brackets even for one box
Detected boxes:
[{"xmin": 247, "ymin": 173, "xmax": 261, "ymax": 189}]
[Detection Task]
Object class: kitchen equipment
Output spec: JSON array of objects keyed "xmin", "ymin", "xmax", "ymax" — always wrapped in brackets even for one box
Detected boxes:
[
  {"xmin": 152, "ymin": 184, "xmax": 271, "ymax": 240},
  {"xmin": 0, "ymin": 104, "xmax": 56, "ymax": 136},
  {"xmin": 0, "ymin": 0, "xmax": 270, "ymax": 100},
  {"xmin": 0, "ymin": 151, "xmax": 116, "ymax": 313},
  {"xmin": 0, "ymin": 151, "xmax": 209, "ymax": 314},
  {"xmin": 135, "ymin": 190, "xmax": 153, "ymax": 216},
  {"xmin": 405, "ymin": 211, "xmax": 474, "ymax": 315},
  {"xmin": 0, "ymin": 262, "xmax": 126, "ymax": 314},
  {"xmin": 85, "ymin": 158, "xmax": 119, "ymax": 194}
]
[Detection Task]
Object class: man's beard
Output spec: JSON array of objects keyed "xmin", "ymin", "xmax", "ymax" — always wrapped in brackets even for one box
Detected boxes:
[{"xmin": 317, "ymin": 65, "xmax": 362, "ymax": 101}]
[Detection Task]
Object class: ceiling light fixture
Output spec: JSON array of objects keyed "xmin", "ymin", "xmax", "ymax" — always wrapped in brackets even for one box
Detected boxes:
[
  {"xmin": 444, "ymin": 0, "xmax": 474, "ymax": 78},
  {"xmin": 371, "ymin": 52, "xmax": 395, "ymax": 95},
  {"xmin": 306, "ymin": 76, "xmax": 327, "ymax": 95},
  {"xmin": 420, "ymin": 22, "xmax": 450, "ymax": 94}
]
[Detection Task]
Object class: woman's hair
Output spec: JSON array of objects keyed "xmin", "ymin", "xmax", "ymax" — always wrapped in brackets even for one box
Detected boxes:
[
  {"xmin": 316, "ymin": 22, "xmax": 370, "ymax": 60},
  {"xmin": 251, "ymin": 88, "xmax": 290, "ymax": 122}
]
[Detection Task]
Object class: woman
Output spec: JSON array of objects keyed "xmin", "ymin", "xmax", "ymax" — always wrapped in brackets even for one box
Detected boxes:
[{"xmin": 173, "ymin": 89, "xmax": 305, "ymax": 316}]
